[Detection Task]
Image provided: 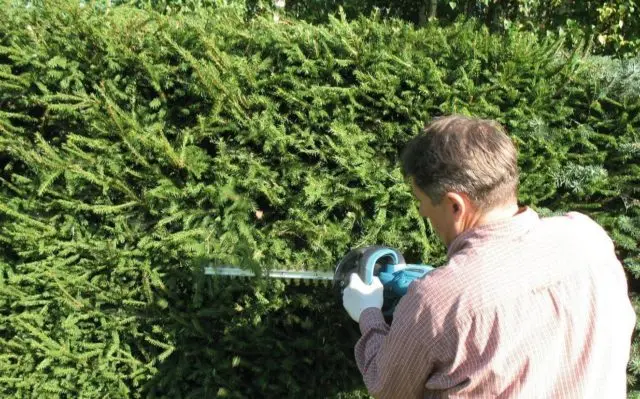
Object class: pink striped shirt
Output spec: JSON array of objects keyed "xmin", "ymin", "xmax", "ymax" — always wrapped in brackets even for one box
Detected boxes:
[{"xmin": 356, "ymin": 207, "xmax": 636, "ymax": 398}]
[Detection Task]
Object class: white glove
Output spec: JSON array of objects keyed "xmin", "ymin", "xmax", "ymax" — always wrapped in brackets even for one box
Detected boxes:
[{"xmin": 342, "ymin": 273, "xmax": 384, "ymax": 322}]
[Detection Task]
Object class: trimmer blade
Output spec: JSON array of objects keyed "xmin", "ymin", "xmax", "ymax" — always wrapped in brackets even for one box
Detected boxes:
[{"xmin": 332, "ymin": 248, "xmax": 362, "ymax": 300}]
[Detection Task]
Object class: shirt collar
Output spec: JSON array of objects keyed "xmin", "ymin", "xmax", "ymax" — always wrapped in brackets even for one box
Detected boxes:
[{"xmin": 446, "ymin": 206, "xmax": 540, "ymax": 258}]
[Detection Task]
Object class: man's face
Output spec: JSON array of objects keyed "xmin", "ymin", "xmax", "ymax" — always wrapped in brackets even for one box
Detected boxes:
[{"xmin": 410, "ymin": 180, "xmax": 458, "ymax": 247}]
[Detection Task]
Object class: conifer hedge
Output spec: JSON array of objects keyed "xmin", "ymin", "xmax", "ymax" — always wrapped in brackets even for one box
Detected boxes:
[{"xmin": 1, "ymin": 1, "xmax": 638, "ymax": 397}]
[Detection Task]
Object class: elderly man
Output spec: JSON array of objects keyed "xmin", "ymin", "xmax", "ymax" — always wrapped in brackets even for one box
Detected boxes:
[{"xmin": 343, "ymin": 115, "xmax": 636, "ymax": 398}]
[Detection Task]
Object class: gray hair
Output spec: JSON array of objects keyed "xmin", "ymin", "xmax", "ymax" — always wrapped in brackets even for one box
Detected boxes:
[{"xmin": 400, "ymin": 115, "xmax": 519, "ymax": 210}]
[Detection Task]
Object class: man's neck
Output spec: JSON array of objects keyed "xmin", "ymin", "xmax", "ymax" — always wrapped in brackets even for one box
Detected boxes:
[{"xmin": 472, "ymin": 203, "xmax": 521, "ymax": 229}]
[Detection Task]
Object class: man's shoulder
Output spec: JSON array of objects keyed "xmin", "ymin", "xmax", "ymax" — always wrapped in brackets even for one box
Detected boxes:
[
  {"xmin": 539, "ymin": 209, "xmax": 601, "ymax": 230},
  {"xmin": 409, "ymin": 210, "xmax": 615, "ymax": 325},
  {"xmin": 540, "ymin": 210, "xmax": 614, "ymax": 251},
  {"xmin": 408, "ymin": 251, "xmax": 484, "ymax": 321},
  {"xmin": 412, "ymin": 212, "xmax": 613, "ymax": 323}
]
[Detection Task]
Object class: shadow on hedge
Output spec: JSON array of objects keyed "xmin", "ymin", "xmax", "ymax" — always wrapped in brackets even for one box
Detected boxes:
[{"xmin": 138, "ymin": 265, "xmax": 368, "ymax": 398}]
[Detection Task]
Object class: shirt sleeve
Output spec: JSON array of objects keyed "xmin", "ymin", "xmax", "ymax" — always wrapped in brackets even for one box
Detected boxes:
[{"xmin": 354, "ymin": 281, "xmax": 440, "ymax": 399}]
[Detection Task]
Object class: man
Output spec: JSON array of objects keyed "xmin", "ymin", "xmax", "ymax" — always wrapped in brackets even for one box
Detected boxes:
[{"xmin": 342, "ymin": 115, "xmax": 636, "ymax": 398}]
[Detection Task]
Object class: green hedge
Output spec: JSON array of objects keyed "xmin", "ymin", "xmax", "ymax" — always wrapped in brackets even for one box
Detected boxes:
[
  {"xmin": 0, "ymin": 1, "xmax": 639, "ymax": 397},
  {"xmin": 280, "ymin": 0, "xmax": 640, "ymax": 57}
]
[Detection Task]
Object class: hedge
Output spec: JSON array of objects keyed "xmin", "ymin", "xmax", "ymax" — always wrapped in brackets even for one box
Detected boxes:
[{"xmin": 0, "ymin": 1, "xmax": 638, "ymax": 397}]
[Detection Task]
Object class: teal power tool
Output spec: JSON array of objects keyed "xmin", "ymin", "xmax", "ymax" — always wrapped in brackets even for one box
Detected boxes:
[
  {"xmin": 332, "ymin": 246, "xmax": 434, "ymax": 317},
  {"xmin": 205, "ymin": 245, "xmax": 435, "ymax": 318}
]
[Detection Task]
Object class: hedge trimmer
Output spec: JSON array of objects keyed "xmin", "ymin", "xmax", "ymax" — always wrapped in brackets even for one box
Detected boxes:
[{"xmin": 205, "ymin": 245, "xmax": 435, "ymax": 317}]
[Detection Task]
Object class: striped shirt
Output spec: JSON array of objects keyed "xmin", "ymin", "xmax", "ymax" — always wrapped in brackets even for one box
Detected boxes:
[{"xmin": 355, "ymin": 207, "xmax": 636, "ymax": 398}]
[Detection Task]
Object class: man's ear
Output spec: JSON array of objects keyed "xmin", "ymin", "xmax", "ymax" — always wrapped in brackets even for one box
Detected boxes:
[{"xmin": 444, "ymin": 192, "xmax": 467, "ymax": 220}]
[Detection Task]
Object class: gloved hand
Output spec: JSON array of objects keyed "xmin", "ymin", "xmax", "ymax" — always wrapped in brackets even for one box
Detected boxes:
[{"xmin": 342, "ymin": 273, "xmax": 384, "ymax": 322}]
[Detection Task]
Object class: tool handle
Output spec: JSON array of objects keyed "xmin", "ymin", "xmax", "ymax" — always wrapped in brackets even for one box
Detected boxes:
[
  {"xmin": 359, "ymin": 246, "xmax": 434, "ymax": 293},
  {"xmin": 359, "ymin": 246, "xmax": 405, "ymax": 285},
  {"xmin": 343, "ymin": 245, "xmax": 435, "ymax": 318},
  {"xmin": 378, "ymin": 264, "xmax": 434, "ymax": 296}
]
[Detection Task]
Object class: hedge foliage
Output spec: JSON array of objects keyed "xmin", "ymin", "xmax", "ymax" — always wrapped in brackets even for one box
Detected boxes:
[
  {"xmin": 281, "ymin": 0, "xmax": 640, "ymax": 57},
  {"xmin": 125, "ymin": 0, "xmax": 640, "ymax": 57},
  {"xmin": 0, "ymin": 1, "xmax": 638, "ymax": 397}
]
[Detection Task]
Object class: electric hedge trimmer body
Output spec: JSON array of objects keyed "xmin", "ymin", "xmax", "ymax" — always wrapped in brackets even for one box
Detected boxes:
[{"xmin": 205, "ymin": 245, "xmax": 435, "ymax": 317}]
